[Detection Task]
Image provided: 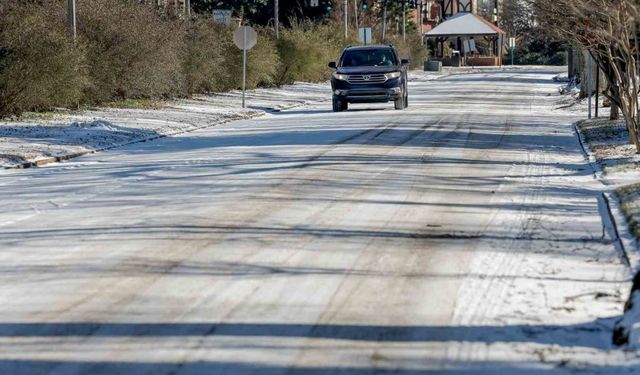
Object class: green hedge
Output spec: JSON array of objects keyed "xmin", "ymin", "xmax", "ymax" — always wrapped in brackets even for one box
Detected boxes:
[
  {"xmin": 0, "ymin": 1, "xmax": 86, "ymax": 116},
  {"xmin": 184, "ymin": 20, "xmax": 233, "ymax": 94},
  {"xmin": 78, "ymin": 0, "xmax": 186, "ymax": 102},
  {"xmin": 387, "ymin": 34, "xmax": 429, "ymax": 70},
  {"xmin": 0, "ymin": 1, "xmax": 427, "ymax": 118},
  {"xmin": 276, "ymin": 22, "xmax": 353, "ymax": 85}
]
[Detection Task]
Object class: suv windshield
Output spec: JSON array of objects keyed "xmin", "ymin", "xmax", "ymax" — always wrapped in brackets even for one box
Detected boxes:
[{"xmin": 340, "ymin": 49, "xmax": 397, "ymax": 67}]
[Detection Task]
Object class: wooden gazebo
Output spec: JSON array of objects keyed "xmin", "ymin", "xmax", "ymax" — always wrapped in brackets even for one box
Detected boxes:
[{"xmin": 424, "ymin": 12, "xmax": 506, "ymax": 67}]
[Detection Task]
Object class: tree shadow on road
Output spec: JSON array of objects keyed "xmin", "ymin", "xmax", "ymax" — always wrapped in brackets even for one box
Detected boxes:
[{"xmin": 0, "ymin": 318, "xmax": 630, "ymax": 375}]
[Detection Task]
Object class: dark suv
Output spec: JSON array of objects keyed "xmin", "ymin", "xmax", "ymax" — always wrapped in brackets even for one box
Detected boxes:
[{"xmin": 328, "ymin": 45, "xmax": 409, "ymax": 112}]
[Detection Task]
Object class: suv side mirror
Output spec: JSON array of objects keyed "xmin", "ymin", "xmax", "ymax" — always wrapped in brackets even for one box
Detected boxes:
[
  {"xmin": 328, "ymin": 61, "xmax": 337, "ymax": 69},
  {"xmin": 401, "ymin": 59, "xmax": 410, "ymax": 65}
]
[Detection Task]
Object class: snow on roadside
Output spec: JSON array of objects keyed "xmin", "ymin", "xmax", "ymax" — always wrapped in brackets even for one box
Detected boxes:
[
  {"xmin": 0, "ymin": 72, "xmax": 452, "ymax": 169},
  {"xmin": 577, "ymin": 119, "xmax": 640, "ymax": 177},
  {"xmin": 572, "ymin": 109, "xmax": 640, "ymax": 348},
  {"xmin": 0, "ymin": 82, "xmax": 330, "ymax": 169}
]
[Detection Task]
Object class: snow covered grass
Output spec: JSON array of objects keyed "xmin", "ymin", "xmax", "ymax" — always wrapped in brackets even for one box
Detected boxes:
[
  {"xmin": 100, "ymin": 99, "xmax": 166, "ymax": 110},
  {"xmin": 0, "ymin": 70, "xmax": 447, "ymax": 169},
  {"xmin": 577, "ymin": 118, "xmax": 639, "ymax": 174},
  {"xmin": 574, "ymin": 118, "xmax": 640, "ymax": 238},
  {"xmin": 571, "ymin": 105, "xmax": 640, "ymax": 349},
  {"xmin": 617, "ymin": 183, "xmax": 640, "ymax": 238},
  {"xmin": 0, "ymin": 81, "xmax": 332, "ymax": 168}
]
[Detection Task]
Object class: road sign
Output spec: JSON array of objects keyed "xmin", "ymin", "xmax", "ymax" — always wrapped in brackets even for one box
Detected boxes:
[
  {"xmin": 358, "ymin": 27, "xmax": 372, "ymax": 45},
  {"xmin": 463, "ymin": 39, "xmax": 476, "ymax": 53},
  {"xmin": 233, "ymin": 26, "xmax": 258, "ymax": 50},
  {"xmin": 509, "ymin": 37, "xmax": 516, "ymax": 66},
  {"xmin": 234, "ymin": 26, "xmax": 258, "ymax": 109},
  {"xmin": 310, "ymin": 0, "xmax": 319, "ymax": 6},
  {"xmin": 213, "ymin": 9, "xmax": 232, "ymax": 26}
]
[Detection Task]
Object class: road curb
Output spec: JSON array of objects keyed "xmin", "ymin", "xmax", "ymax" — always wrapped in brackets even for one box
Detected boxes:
[
  {"xmin": 574, "ymin": 119, "xmax": 640, "ymax": 347},
  {"xmin": 2, "ymin": 103, "xmax": 308, "ymax": 170},
  {"xmin": 602, "ymin": 191, "xmax": 636, "ymax": 268},
  {"xmin": 574, "ymin": 121, "xmax": 638, "ymax": 268},
  {"xmin": 574, "ymin": 121, "xmax": 639, "ymax": 267},
  {"xmin": 574, "ymin": 120, "xmax": 607, "ymax": 182}
]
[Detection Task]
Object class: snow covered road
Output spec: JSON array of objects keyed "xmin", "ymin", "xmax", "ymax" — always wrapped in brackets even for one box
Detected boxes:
[{"xmin": 1, "ymin": 69, "xmax": 638, "ymax": 374}]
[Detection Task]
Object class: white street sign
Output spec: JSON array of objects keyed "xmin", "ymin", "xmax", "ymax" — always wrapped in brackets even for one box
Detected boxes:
[
  {"xmin": 358, "ymin": 27, "xmax": 372, "ymax": 45},
  {"xmin": 234, "ymin": 26, "xmax": 258, "ymax": 109},
  {"xmin": 463, "ymin": 39, "xmax": 476, "ymax": 53},
  {"xmin": 310, "ymin": 0, "xmax": 319, "ymax": 6},
  {"xmin": 509, "ymin": 37, "xmax": 516, "ymax": 49},
  {"xmin": 234, "ymin": 26, "xmax": 258, "ymax": 50},
  {"xmin": 213, "ymin": 9, "xmax": 232, "ymax": 26}
]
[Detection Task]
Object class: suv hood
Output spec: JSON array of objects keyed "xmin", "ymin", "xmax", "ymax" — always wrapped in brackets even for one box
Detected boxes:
[{"xmin": 337, "ymin": 66, "xmax": 400, "ymax": 74}]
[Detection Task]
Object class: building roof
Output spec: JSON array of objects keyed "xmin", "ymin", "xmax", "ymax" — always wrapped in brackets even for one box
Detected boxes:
[{"xmin": 424, "ymin": 12, "xmax": 506, "ymax": 38}]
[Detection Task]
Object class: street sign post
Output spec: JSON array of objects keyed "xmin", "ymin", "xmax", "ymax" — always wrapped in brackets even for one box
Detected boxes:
[
  {"xmin": 67, "ymin": 0, "xmax": 76, "ymax": 40},
  {"xmin": 508, "ymin": 37, "xmax": 516, "ymax": 66},
  {"xmin": 234, "ymin": 26, "xmax": 258, "ymax": 109},
  {"xmin": 358, "ymin": 27, "xmax": 372, "ymax": 45},
  {"xmin": 213, "ymin": 9, "xmax": 232, "ymax": 26}
]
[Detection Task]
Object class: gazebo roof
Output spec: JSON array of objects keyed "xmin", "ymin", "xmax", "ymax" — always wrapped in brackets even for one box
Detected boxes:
[{"xmin": 425, "ymin": 12, "xmax": 506, "ymax": 38}]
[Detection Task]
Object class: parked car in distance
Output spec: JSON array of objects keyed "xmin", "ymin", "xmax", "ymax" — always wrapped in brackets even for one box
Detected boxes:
[{"xmin": 328, "ymin": 45, "xmax": 409, "ymax": 112}]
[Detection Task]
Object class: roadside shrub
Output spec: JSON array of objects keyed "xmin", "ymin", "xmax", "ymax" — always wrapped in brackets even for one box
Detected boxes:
[
  {"xmin": 222, "ymin": 27, "xmax": 280, "ymax": 90},
  {"xmin": 275, "ymin": 22, "xmax": 349, "ymax": 85},
  {"xmin": 517, "ymin": 52, "xmax": 548, "ymax": 65},
  {"xmin": 389, "ymin": 34, "xmax": 429, "ymax": 69},
  {"xmin": 0, "ymin": 1, "xmax": 86, "ymax": 117},
  {"xmin": 184, "ymin": 18, "xmax": 233, "ymax": 94},
  {"xmin": 547, "ymin": 51, "xmax": 568, "ymax": 66},
  {"xmin": 77, "ymin": 0, "xmax": 186, "ymax": 102},
  {"xmin": 0, "ymin": 1, "xmax": 435, "ymax": 118}
]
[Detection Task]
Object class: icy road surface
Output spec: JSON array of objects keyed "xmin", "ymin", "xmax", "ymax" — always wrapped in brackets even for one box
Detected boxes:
[{"xmin": 1, "ymin": 69, "xmax": 638, "ymax": 374}]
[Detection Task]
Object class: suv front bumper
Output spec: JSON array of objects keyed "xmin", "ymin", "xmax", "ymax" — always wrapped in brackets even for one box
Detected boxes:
[{"xmin": 332, "ymin": 78, "xmax": 403, "ymax": 103}]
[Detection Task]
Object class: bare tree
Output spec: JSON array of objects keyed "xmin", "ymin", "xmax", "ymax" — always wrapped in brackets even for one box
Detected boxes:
[{"xmin": 532, "ymin": 0, "xmax": 640, "ymax": 152}]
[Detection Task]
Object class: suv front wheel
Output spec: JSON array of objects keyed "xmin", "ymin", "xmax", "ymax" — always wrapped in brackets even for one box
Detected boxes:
[
  {"xmin": 332, "ymin": 96, "xmax": 348, "ymax": 112},
  {"xmin": 394, "ymin": 88, "xmax": 407, "ymax": 110}
]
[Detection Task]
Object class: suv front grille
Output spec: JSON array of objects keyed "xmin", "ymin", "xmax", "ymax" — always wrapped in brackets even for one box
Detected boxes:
[{"xmin": 347, "ymin": 74, "xmax": 387, "ymax": 84}]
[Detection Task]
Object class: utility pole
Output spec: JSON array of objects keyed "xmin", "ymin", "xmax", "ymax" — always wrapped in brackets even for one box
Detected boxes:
[
  {"xmin": 588, "ymin": 52, "xmax": 593, "ymax": 119},
  {"xmin": 344, "ymin": 0, "xmax": 348, "ymax": 39},
  {"xmin": 402, "ymin": 0, "xmax": 406, "ymax": 42},
  {"xmin": 382, "ymin": 0, "xmax": 387, "ymax": 42},
  {"xmin": 185, "ymin": 0, "xmax": 191, "ymax": 17},
  {"xmin": 67, "ymin": 0, "xmax": 76, "ymax": 41},
  {"xmin": 417, "ymin": 1, "xmax": 422, "ymax": 35},
  {"xmin": 595, "ymin": 64, "xmax": 600, "ymax": 118},
  {"xmin": 275, "ymin": 0, "xmax": 279, "ymax": 39},
  {"xmin": 354, "ymin": 0, "xmax": 358, "ymax": 30}
]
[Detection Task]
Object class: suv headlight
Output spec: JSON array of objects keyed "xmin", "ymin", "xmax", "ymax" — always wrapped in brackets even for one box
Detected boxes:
[
  {"xmin": 333, "ymin": 73, "xmax": 349, "ymax": 81},
  {"xmin": 385, "ymin": 72, "xmax": 402, "ymax": 80}
]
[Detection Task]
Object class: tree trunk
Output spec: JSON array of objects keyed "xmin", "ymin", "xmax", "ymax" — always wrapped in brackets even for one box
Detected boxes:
[
  {"xmin": 568, "ymin": 47, "xmax": 574, "ymax": 80},
  {"xmin": 627, "ymin": 113, "xmax": 640, "ymax": 150},
  {"xmin": 610, "ymin": 102, "xmax": 620, "ymax": 120}
]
